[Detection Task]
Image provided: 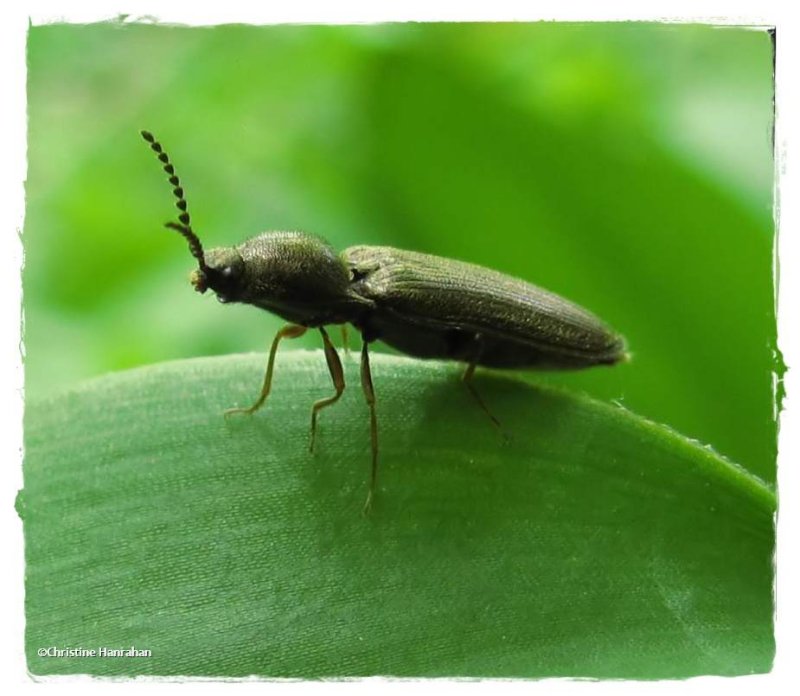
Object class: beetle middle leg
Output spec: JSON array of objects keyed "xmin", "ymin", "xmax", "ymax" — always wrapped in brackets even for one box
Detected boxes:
[
  {"xmin": 309, "ymin": 327, "xmax": 345, "ymax": 453},
  {"xmin": 359, "ymin": 338, "xmax": 378, "ymax": 515},
  {"xmin": 225, "ymin": 324, "xmax": 307, "ymax": 416}
]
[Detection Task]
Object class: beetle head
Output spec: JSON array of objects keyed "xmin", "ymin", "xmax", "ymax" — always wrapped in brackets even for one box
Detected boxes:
[
  {"xmin": 142, "ymin": 130, "xmax": 361, "ymax": 324},
  {"xmin": 189, "ymin": 246, "xmax": 246, "ymax": 303}
]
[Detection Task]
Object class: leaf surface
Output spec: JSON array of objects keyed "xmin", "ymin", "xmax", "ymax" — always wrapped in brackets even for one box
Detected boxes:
[{"xmin": 22, "ymin": 352, "xmax": 775, "ymax": 678}]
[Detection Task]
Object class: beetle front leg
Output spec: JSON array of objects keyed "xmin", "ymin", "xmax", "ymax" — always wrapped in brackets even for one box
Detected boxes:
[
  {"xmin": 225, "ymin": 324, "xmax": 308, "ymax": 417},
  {"xmin": 309, "ymin": 327, "xmax": 346, "ymax": 453},
  {"xmin": 359, "ymin": 338, "xmax": 379, "ymax": 515}
]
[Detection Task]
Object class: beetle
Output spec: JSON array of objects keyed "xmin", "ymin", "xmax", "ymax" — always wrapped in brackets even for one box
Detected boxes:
[{"xmin": 140, "ymin": 130, "xmax": 627, "ymax": 512}]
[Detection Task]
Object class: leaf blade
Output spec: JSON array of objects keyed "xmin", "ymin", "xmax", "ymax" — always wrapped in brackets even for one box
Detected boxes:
[{"xmin": 23, "ymin": 352, "xmax": 775, "ymax": 678}]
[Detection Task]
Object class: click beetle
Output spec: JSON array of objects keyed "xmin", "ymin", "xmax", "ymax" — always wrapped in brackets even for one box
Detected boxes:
[{"xmin": 141, "ymin": 130, "xmax": 627, "ymax": 512}]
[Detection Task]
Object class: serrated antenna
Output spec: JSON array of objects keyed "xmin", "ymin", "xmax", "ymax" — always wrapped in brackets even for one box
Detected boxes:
[{"xmin": 140, "ymin": 130, "xmax": 207, "ymax": 271}]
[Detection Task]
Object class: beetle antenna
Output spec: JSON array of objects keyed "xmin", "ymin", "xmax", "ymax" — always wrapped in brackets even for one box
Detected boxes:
[{"xmin": 140, "ymin": 130, "xmax": 207, "ymax": 271}]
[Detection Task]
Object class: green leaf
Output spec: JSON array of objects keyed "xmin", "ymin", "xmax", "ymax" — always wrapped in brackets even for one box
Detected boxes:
[{"xmin": 22, "ymin": 352, "xmax": 774, "ymax": 678}]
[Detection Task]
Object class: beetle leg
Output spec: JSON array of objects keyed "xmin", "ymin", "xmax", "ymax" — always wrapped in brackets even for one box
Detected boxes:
[
  {"xmin": 462, "ymin": 361, "xmax": 503, "ymax": 432},
  {"xmin": 340, "ymin": 324, "xmax": 351, "ymax": 356},
  {"xmin": 224, "ymin": 324, "xmax": 307, "ymax": 416},
  {"xmin": 359, "ymin": 338, "xmax": 378, "ymax": 515},
  {"xmin": 309, "ymin": 327, "xmax": 346, "ymax": 453}
]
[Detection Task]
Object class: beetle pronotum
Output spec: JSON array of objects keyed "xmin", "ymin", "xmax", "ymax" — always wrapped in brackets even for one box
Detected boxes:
[{"xmin": 141, "ymin": 130, "xmax": 627, "ymax": 512}]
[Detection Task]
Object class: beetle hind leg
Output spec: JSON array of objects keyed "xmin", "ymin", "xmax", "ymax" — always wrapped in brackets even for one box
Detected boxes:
[
  {"xmin": 460, "ymin": 333, "xmax": 509, "ymax": 438},
  {"xmin": 309, "ymin": 327, "xmax": 346, "ymax": 453},
  {"xmin": 462, "ymin": 362, "xmax": 505, "ymax": 435}
]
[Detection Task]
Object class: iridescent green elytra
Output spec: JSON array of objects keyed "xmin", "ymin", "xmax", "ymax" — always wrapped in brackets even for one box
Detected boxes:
[{"xmin": 141, "ymin": 130, "xmax": 627, "ymax": 512}]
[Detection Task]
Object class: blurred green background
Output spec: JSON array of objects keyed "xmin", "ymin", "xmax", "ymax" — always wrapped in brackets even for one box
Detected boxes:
[{"xmin": 25, "ymin": 22, "xmax": 776, "ymax": 481}]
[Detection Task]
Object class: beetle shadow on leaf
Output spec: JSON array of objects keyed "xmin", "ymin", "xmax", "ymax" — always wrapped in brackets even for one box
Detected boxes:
[
  {"xmin": 302, "ymin": 370, "xmax": 618, "ymax": 621},
  {"xmin": 363, "ymin": 371, "xmax": 576, "ymax": 526}
]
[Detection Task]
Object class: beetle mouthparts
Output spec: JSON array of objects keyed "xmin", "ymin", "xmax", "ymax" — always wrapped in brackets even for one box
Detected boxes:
[{"xmin": 190, "ymin": 269, "xmax": 208, "ymax": 294}]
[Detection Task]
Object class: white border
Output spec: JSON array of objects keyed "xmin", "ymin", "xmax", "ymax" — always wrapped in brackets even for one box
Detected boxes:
[{"xmin": 2, "ymin": 1, "xmax": 796, "ymax": 692}]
